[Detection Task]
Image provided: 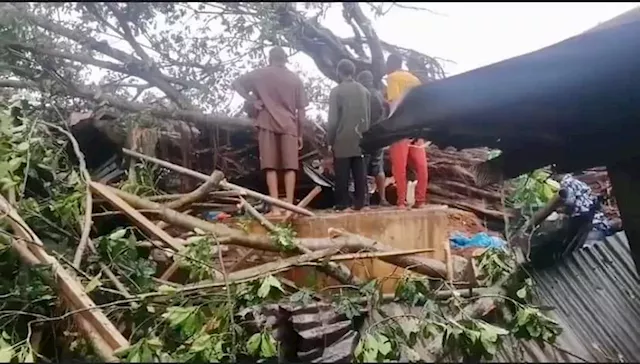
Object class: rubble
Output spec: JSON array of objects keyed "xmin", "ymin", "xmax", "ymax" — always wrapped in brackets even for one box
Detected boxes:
[{"xmin": 0, "ymin": 101, "xmax": 617, "ymax": 362}]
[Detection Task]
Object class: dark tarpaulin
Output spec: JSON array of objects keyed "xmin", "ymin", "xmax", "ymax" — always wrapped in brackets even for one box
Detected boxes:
[{"xmin": 361, "ymin": 9, "xmax": 640, "ymax": 183}]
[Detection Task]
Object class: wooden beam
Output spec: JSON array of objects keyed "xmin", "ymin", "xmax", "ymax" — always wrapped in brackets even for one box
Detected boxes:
[
  {"xmin": 0, "ymin": 195, "xmax": 128, "ymax": 360},
  {"xmin": 283, "ymin": 185, "xmax": 322, "ymax": 222},
  {"xmin": 90, "ymin": 181, "xmax": 183, "ymax": 252}
]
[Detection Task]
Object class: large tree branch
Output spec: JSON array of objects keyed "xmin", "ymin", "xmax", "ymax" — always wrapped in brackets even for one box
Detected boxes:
[
  {"xmin": 104, "ymin": 4, "xmax": 151, "ymax": 62},
  {"xmin": 4, "ymin": 43, "xmax": 205, "ymax": 91},
  {"xmin": 1, "ymin": 3, "xmax": 192, "ymax": 108},
  {"xmin": 270, "ymin": 3, "xmax": 445, "ymax": 84},
  {"xmin": 104, "ymin": 3, "xmax": 192, "ymax": 109},
  {"xmin": 82, "ymin": 3, "xmax": 124, "ymax": 38},
  {"xmin": 342, "ymin": 3, "xmax": 386, "ymax": 85},
  {"xmin": 0, "ymin": 78, "xmax": 253, "ymax": 130}
]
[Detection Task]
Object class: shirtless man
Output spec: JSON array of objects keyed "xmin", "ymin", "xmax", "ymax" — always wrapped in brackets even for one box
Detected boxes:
[{"xmin": 232, "ymin": 47, "xmax": 308, "ymax": 216}]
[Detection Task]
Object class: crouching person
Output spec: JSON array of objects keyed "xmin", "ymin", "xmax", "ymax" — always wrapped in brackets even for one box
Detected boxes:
[{"xmin": 327, "ymin": 59, "xmax": 371, "ymax": 211}]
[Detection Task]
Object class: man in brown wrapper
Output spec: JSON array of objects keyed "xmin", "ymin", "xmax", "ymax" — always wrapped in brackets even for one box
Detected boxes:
[{"xmin": 232, "ymin": 47, "xmax": 309, "ymax": 216}]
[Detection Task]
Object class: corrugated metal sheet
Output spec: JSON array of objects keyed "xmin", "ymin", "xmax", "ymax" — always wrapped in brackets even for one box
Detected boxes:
[{"xmin": 497, "ymin": 232, "xmax": 640, "ymax": 362}]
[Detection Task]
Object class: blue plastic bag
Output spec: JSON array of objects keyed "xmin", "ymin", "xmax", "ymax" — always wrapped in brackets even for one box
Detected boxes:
[{"xmin": 450, "ymin": 232, "xmax": 507, "ymax": 251}]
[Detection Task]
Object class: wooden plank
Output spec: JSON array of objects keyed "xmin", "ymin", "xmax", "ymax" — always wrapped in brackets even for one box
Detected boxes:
[
  {"xmin": 283, "ymin": 185, "xmax": 322, "ymax": 222},
  {"xmin": 90, "ymin": 181, "xmax": 183, "ymax": 252},
  {"xmin": 0, "ymin": 196, "xmax": 128, "ymax": 358},
  {"xmin": 7, "ymin": 236, "xmax": 114, "ymax": 354},
  {"xmin": 444, "ymin": 236, "xmax": 454, "ymax": 284}
]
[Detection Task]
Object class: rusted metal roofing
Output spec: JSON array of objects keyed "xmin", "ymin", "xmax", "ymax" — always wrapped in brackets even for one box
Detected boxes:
[{"xmin": 496, "ymin": 232, "xmax": 640, "ymax": 362}]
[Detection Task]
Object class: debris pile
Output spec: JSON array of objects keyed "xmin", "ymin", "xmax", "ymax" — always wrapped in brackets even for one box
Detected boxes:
[{"xmin": 0, "ymin": 101, "xmax": 608, "ymax": 362}]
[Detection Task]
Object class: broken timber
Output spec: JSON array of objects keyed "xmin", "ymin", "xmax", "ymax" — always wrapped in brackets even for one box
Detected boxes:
[
  {"xmin": 0, "ymin": 195, "xmax": 129, "ymax": 362},
  {"xmin": 100, "ymin": 185, "xmax": 450, "ymax": 280}
]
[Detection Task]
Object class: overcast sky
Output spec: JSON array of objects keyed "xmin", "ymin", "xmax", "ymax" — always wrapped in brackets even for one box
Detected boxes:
[{"xmin": 292, "ymin": 2, "xmax": 639, "ymax": 77}]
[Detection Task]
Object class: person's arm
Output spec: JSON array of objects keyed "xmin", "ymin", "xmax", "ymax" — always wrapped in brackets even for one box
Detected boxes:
[
  {"xmin": 364, "ymin": 89, "xmax": 372, "ymax": 131},
  {"xmin": 326, "ymin": 88, "xmax": 340, "ymax": 148},
  {"xmin": 371, "ymin": 91, "xmax": 385, "ymax": 122},
  {"xmin": 232, "ymin": 71, "xmax": 261, "ymax": 105},
  {"xmin": 385, "ymin": 73, "xmax": 402, "ymax": 103}
]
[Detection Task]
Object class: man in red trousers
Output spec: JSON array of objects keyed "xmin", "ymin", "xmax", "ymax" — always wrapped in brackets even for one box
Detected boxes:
[{"xmin": 385, "ymin": 54, "xmax": 429, "ymax": 209}]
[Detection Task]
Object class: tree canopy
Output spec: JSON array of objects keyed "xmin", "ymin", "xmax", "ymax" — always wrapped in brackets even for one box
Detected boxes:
[{"xmin": 0, "ymin": 2, "xmax": 446, "ymax": 131}]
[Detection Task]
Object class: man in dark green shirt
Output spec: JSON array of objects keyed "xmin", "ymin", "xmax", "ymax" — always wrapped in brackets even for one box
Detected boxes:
[{"xmin": 327, "ymin": 59, "xmax": 370, "ymax": 211}]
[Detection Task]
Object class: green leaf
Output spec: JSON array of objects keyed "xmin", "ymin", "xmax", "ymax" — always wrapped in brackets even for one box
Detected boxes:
[
  {"xmin": 257, "ymin": 275, "xmax": 284, "ymax": 298},
  {"xmin": 0, "ymin": 343, "xmax": 13, "ymax": 363},
  {"xmin": 84, "ymin": 272, "xmax": 102, "ymax": 293},
  {"xmin": 481, "ymin": 337, "xmax": 497, "ymax": 356},
  {"xmin": 464, "ymin": 328, "xmax": 480, "ymax": 342},
  {"xmin": 516, "ymin": 309, "xmax": 531, "ymax": 327},
  {"xmin": 516, "ymin": 287, "xmax": 527, "ymax": 299},
  {"xmin": 16, "ymin": 141, "xmax": 29, "ymax": 152},
  {"xmin": 289, "ymin": 289, "xmax": 313, "ymax": 305},
  {"xmin": 246, "ymin": 333, "xmax": 261, "ymax": 355},
  {"xmin": 354, "ymin": 338, "xmax": 364, "ymax": 360},
  {"xmin": 146, "ymin": 337, "xmax": 162, "ymax": 348},
  {"xmin": 260, "ymin": 332, "xmax": 277, "ymax": 358},
  {"xmin": 158, "ymin": 284, "xmax": 177, "ymax": 295},
  {"xmin": 526, "ymin": 322, "xmax": 542, "ymax": 338},
  {"xmin": 189, "ymin": 334, "xmax": 211, "ymax": 353},
  {"xmin": 109, "ymin": 228, "xmax": 127, "ymax": 240},
  {"xmin": 7, "ymin": 157, "xmax": 23, "ymax": 172},
  {"xmin": 161, "ymin": 306, "xmax": 201, "ymax": 336},
  {"xmin": 362, "ymin": 334, "xmax": 379, "ymax": 362},
  {"xmin": 525, "ymin": 278, "xmax": 533, "ymax": 286},
  {"xmin": 479, "ymin": 322, "xmax": 509, "ymax": 341},
  {"xmin": 376, "ymin": 333, "xmax": 392, "ymax": 356}
]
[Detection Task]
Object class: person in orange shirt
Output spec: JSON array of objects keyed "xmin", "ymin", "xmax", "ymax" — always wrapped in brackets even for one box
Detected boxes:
[{"xmin": 385, "ymin": 54, "xmax": 429, "ymax": 209}]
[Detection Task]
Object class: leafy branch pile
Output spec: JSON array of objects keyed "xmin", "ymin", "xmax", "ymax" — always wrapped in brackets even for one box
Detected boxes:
[
  {"xmin": 0, "ymin": 98, "xmax": 566, "ymax": 363},
  {"xmin": 353, "ymin": 249, "xmax": 562, "ymax": 362}
]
